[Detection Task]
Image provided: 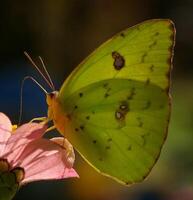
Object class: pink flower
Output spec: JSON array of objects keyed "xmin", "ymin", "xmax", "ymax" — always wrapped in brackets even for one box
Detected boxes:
[{"xmin": 0, "ymin": 112, "xmax": 78, "ymax": 185}]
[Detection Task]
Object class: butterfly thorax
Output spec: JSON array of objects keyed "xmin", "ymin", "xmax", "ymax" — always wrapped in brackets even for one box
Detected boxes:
[{"xmin": 46, "ymin": 91, "xmax": 69, "ymax": 135}]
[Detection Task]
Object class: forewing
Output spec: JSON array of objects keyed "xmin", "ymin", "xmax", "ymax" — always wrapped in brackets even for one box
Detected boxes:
[{"xmin": 59, "ymin": 19, "xmax": 175, "ymax": 99}]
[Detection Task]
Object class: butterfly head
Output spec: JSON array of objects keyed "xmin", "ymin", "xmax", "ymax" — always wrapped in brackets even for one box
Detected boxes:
[
  {"xmin": 46, "ymin": 91, "xmax": 59, "ymax": 106},
  {"xmin": 46, "ymin": 91, "xmax": 59, "ymax": 119},
  {"xmin": 46, "ymin": 90, "xmax": 68, "ymax": 135}
]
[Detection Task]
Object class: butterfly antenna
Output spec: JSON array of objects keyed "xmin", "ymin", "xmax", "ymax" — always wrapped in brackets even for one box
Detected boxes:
[
  {"xmin": 24, "ymin": 51, "xmax": 54, "ymax": 91},
  {"xmin": 18, "ymin": 76, "xmax": 48, "ymax": 125},
  {"xmin": 38, "ymin": 56, "xmax": 55, "ymax": 90}
]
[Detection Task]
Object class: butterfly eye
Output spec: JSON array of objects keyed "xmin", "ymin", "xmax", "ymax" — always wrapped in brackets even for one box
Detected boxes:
[
  {"xmin": 48, "ymin": 92, "xmax": 56, "ymax": 99},
  {"xmin": 46, "ymin": 91, "xmax": 58, "ymax": 105}
]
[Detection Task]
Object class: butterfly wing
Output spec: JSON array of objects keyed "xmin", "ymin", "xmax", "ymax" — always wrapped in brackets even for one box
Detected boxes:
[
  {"xmin": 60, "ymin": 19, "xmax": 175, "ymax": 98},
  {"xmin": 57, "ymin": 19, "xmax": 175, "ymax": 184}
]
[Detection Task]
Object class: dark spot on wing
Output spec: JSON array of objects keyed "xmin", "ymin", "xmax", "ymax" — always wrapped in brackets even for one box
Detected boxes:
[
  {"xmin": 74, "ymin": 105, "xmax": 78, "ymax": 109},
  {"xmin": 141, "ymin": 52, "xmax": 147, "ymax": 62},
  {"xmin": 112, "ymin": 51, "xmax": 125, "ymax": 70},
  {"xmin": 154, "ymin": 32, "xmax": 159, "ymax": 36},
  {"xmin": 80, "ymin": 125, "xmax": 84, "ymax": 130},
  {"xmin": 103, "ymin": 83, "xmax": 109, "ymax": 88},
  {"xmin": 120, "ymin": 101, "xmax": 129, "ymax": 112},
  {"xmin": 139, "ymin": 122, "xmax": 143, "ymax": 127},
  {"xmin": 103, "ymin": 83, "xmax": 111, "ymax": 98},
  {"xmin": 115, "ymin": 111, "xmax": 124, "ymax": 121},
  {"xmin": 104, "ymin": 93, "xmax": 110, "ymax": 98},
  {"xmin": 93, "ymin": 140, "xmax": 97, "ymax": 144},
  {"xmin": 141, "ymin": 132, "xmax": 150, "ymax": 146},
  {"xmin": 86, "ymin": 116, "xmax": 90, "ymax": 120},
  {"xmin": 143, "ymin": 100, "xmax": 151, "ymax": 109},
  {"xmin": 145, "ymin": 78, "xmax": 150, "ymax": 86},
  {"xmin": 115, "ymin": 101, "xmax": 129, "ymax": 122},
  {"xmin": 127, "ymin": 145, "xmax": 132, "ymax": 151},
  {"xmin": 149, "ymin": 41, "xmax": 157, "ymax": 49},
  {"xmin": 150, "ymin": 65, "xmax": 154, "ymax": 72},
  {"xmin": 79, "ymin": 92, "xmax": 83, "ymax": 97},
  {"xmin": 107, "ymin": 138, "xmax": 112, "ymax": 142},
  {"xmin": 120, "ymin": 104, "xmax": 127, "ymax": 110},
  {"xmin": 75, "ymin": 128, "xmax": 79, "ymax": 132},
  {"xmin": 105, "ymin": 146, "xmax": 110, "ymax": 150},
  {"xmin": 120, "ymin": 32, "xmax": 125, "ymax": 37},
  {"xmin": 125, "ymin": 182, "xmax": 129, "ymax": 185},
  {"xmin": 127, "ymin": 87, "xmax": 136, "ymax": 100},
  {"xmin": 106, "ymin": 87, "xmax": 111, "ymax": 92}
]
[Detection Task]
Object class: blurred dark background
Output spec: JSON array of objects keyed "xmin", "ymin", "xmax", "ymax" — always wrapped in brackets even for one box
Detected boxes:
[{"xmin": 0, "ymin": 0, "xmax": 193, "ymax": 200}]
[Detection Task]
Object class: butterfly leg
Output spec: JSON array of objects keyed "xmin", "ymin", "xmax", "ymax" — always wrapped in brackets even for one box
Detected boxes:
[
  {"xmin": 30, "ymin": 117, "xmax": 49, "ymax": 124},
  {"xmin": 46, "ymin": 125, "xmax": 56, "ymax": 132},
  {"xmin": 50, "ymin": 137, "xmax": 75, "ymax": 168}
]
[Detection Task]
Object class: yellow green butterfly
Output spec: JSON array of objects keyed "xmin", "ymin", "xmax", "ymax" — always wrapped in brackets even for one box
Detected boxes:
[{"xmin": 27, "ymin": 19, "xmax": 175, "ymax": 185}]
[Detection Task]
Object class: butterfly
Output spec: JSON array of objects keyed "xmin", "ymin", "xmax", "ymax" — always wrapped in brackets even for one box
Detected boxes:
[{"xmin": 26, "ymin": 19, "xmax": 175, "ymax": 185}]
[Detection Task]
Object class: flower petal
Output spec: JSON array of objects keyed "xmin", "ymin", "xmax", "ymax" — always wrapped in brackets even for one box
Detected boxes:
[
  {"xmin": 0, "ymin": 113, "xmax": 12, "ymax": 157},
  {"xmin": 3, "ymin": 123, "xmax": 47, "ymax": 165},
  {"xmin": 0, "ymin": 113, "xmax": 12, "ymax": 132},
  {"xmin": 18, "ymin": 138, "xmax": 78, "ymax": 184}
]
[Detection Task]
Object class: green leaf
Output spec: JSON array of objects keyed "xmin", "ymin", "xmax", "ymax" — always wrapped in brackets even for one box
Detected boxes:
[{"xmin": 0, "ymin": 172, "xmax": 18, "ymax": 200}]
